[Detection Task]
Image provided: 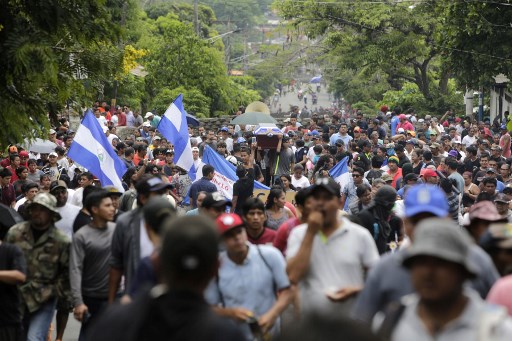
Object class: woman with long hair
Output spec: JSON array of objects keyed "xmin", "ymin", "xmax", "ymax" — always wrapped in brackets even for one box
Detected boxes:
[
  {"xmin": 278, "ymin": 174, "xmax": 296, "ymax": 193},
  {"xmin": 265, "ymin": 187, "xmax": 294, "ymax": 230},
  {"xmin": 312, "ymin": 154, "xmax": 334, "ymax": 181}
]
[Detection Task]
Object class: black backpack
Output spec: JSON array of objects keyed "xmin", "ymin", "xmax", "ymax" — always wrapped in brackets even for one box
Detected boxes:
[{"xmin": 366, "ymin": 169, "xmax": 383, "ymax": 185}]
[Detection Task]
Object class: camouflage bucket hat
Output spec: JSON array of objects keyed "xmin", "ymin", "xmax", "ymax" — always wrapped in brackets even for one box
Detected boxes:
[{"xmin": 29, "ymin": 192, "xmax": 62, "ymax": 221}]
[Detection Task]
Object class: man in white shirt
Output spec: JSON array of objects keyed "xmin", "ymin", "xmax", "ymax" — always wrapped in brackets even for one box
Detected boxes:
[
  {"xmin": 71, "ymin": 172, "xmax": 95, "ymax": 207},
  {"xmin": 462, "ymin": 127, "xmax": 478, "ymax": 148},
  {"xmin": 50, "ymin": 180, "xmax": 80, "ymax": 239},
  {"xmin": 287, "ymin": 177, "xmax": 379, "ymax": 316},
  {"xmin": 94, "ymin": 109, "xmax": 108, "ymax": 127}
]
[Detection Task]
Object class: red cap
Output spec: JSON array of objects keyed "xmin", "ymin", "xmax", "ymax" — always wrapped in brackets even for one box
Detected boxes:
[
  {"xmin": 423, "ymin": 169, "xmax": 438, "ymax": 178},
  {"xmin": 216, "ymin": 213, "xmax": 244, "ymax": 235},
  {"xmin": 19, "ymin": 151, "xmax": 29, "ymax": 157},
  {"xmin": 399, "ymin": 114, "xmax": 406, "ymax": 120}
]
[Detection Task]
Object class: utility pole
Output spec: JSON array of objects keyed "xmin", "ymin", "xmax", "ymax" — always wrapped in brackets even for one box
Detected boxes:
[{"xmin": 194, "ymin": 0, "xmax": 199, "ymax": 36}]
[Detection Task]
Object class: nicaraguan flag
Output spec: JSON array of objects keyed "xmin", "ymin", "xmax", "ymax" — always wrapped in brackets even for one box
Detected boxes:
[
  {"xmin": 68, "ymin": 110, "xmax": 127, "ymax": 191},
  {"xmin": 202, "ymin": 145, "xmax": 270, "ymax": 200},
  {"xmin": 329, "ymin": 156, "xmax": 350, "ymax": 189},
  {"xmin": 157, "ymin": 94, "xmax": 196, "ymax": 181}
]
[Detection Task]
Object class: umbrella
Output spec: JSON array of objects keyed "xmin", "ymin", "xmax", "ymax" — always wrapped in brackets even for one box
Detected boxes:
[
  {"xmin": 23, "ymin": 138, "xmax": 58, "ymax": 154},
  {"xmin": 0, "ymin": 204, "xmax": 23, "ymax": 240},
  {"xmin": 310, "ymin": 76, "xmax": 322, "ymax": 83},
  {"xmin": 230, "ymin": 112, "xmax": 278, "ymax": 125},
  {"xmin": 186, "ymin": 113, "xmax": 200, "ymax": 127}
]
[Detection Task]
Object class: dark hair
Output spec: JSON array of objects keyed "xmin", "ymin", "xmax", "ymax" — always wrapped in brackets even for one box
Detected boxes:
[
  {"xmin": 295, "ymin": 139, "xmax": 305, "ymax": 148},
  {"xmin": 482, "ymin": 177, "xmax": 497, "ymax": 186},
  {"xmin": 423, "ymin": 150, "xmax": 433, "ymax": 161},
  {"xmin": 466, "ymin": 146, "xmax": 478, "ymax": 156},
  {"xmin": 15, "ymin": 166, "xmax": 27, "ymax": 177},
  {"xmin": 9, "ymin": 154, "xmax": 19, "ymax": 162},
  {"xmin": 356, "ymin": 184, "xmax": 371, "ymax": 198},
  {"xmin": 143, "ymin": 197, "xmax": 177, "ymax": 235},
  {"xmin": 27, "ymin": 159, "xmax": 37, "ymax": 166},
  {"xmin": 160, "ymin": 216, "xmax": 219, "ymax": 284},
  {"xmin": 352, "ymin": 167, "xmax": 364, "ymax": 176},
  {"xmin": 84, "ymin": 189, "xmax": 111, "ymax": 214},
  {"xmin": 266, "ymin": 187, "xmax": 285, "ymax": 209},
  {"xmin": 236, "ymin": 165, "xmax": 247, "ymax": 178},
  {"xmin": 295, "ymin": 187, "xmax": 310, "ymax": 207},
  {"xmin": 81, "ymin": 171, "xmax": 94, "ymax": 181},
  {"xmin": 446, "ymin": 159, "xmax": 458, "ymax": 170},
  {"xmin": 371, "ymin": 156, "xmax": 384, "ymax": 168},
  {"xmin": 480, "ymin": 152, "xmax": 490, "ymax": 160},
  {"xmin": 202, "ymin": 164, "xmax": 215, "ymax": 177},
  {"xmin": 243, "ymin": 197, "xmax": 265, "ymax": 216},
  {"xmin": 124, "ymin": 147, "xmax": 134, "ymax": 157},
  {"xmin": 279, "ymin": 174, "xmax": 296, "ymax": 191},
  {"xmin": 440, "ymin": 178, "xmax": 454, "ymax": 194},
  {"xmin": 475, "ymin": 192, "xmax": 493, "ymax": 203},
  {"xmin": 122, "ymin": 167, "xmax": 137, "ymax": 188},
  {"xmin": 0, "ymin": 168, "xmax": 12, "ymax": 178},
  {"xmin": 23, "ymin": 182, "xmax": 39, "ymax": 193}
]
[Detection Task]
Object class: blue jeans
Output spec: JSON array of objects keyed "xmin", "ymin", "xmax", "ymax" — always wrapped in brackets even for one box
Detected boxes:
[
  {"xmin": 25, "ymin": 297, "xmax": 57, "ymax": 341},
  {"xmin": 78, "ymin": 296, "xmax": 108, "ymax": 341}
]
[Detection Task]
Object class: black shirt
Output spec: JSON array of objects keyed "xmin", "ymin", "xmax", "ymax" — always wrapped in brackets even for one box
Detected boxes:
[
  {"xmin": 73, "ymin": 210, "xmax": 92, "ymax": 233},
  {"xmin": 87, "ymin": 289, "xmax": 244, "ymax": 341},
  {"xmin": 0, "ymin": 243, "xmax": 26, "ymax": 326},
  {"xmin": 233, "ymin": 178, "xmax": 254, "ymax": 215}
]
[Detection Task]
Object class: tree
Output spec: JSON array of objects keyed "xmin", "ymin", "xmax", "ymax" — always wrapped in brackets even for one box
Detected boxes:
[
  {"xmin": 0, "ymin": 0, "xmax": 138, "ymax": 146},
  {"xmin": 434, "ymin": 1, "xmax": 512, "ymax": 88},
  {"xmin": 275, "ymin": 0, "xmax": 462, "ymax": 113}
]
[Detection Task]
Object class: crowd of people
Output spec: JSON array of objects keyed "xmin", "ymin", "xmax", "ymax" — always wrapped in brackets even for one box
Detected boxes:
[{"xmin": 2, "ymin": 102, "xmax": 512, "ymax": 341}]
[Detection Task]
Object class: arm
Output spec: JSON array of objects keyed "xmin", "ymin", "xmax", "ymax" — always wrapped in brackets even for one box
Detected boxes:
[
  {"xmin": 0, "ymin": 270, "xmax": 26, "ymax": 284},
  {"xmin": 69, "ymin": 235, "xmax": 85, "ymax": 308},
  {"xmin": 276, "ymin": 134, "xmax": 283, "ymax": 153},
  {"xmin": 108, "ymin": 267, "xmax": 123, "ymax": 304},
  {"xmin": 286, "ymin": 212, "xmax": 322, "ymax": 284},
  {"xmin": 339, "ymin": 193, "xmax": 347, "ymax": 210},
  {"xmin": 230, "ymin": 196, "xmax": 238, "ymax": 213},
  {"xmin": 189, "ymin": 185, "xmax": 198, "ymax": 208},
  {"xmin": 259, "ymin": 288, "xmax": 293, "ymax": 333}
]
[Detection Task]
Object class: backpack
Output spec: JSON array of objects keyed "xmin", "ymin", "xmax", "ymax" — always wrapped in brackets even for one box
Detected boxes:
[{"xmin": 366, "ymin": 169, "xmax": 383, "ymax": 185}]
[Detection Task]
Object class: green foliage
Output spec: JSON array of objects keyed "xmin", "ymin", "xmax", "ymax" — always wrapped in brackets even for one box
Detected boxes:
[
  {"xmin": 434, "ymin": 2, "xmax": 512, "ymax": 88},
  {"xmin": 151, "ymin": 87, "xmax": 211, "ymax": 117},
  {"xmin": 0, "ymin": 0, "xmax": 136, "ymax": 146},
  {"xmin": 275, "ymin": 0, "xmax": 464, "ymax": 113}
]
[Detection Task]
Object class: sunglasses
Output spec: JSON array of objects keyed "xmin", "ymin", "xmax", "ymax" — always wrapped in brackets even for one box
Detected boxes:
[{"xmin": 352, "ymin": 174, "xmax": 361, "ymax": 178}]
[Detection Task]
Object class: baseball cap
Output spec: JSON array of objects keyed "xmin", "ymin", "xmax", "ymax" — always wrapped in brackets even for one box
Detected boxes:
[
  {"xmin": 19, "ymin": 151, "xmax": 29, "ymax": 157},
  {"xmin": 430, "ymin": 142, "xmax": 440, "ymax": 149},
  {"xmin": 143, "ymin": 197, "xmax": 176, "ymax": 230},
  {"xmin": 165, "ymin": 149, "xmax": 174, "ymax": 155},
  {"xmin": 103, "ymin": 186, "xmax": 123, "ymax": 197},
  {"xmin": 153, "ymin": 136, "xmax": 161, "ymax": 140},
  {"xmin": 220, "ymin": 126, "xmax": 229, "ymax": 132},
  {"xmin": 310, "ymin": 130, "xmax": 320, "ymax": 136},
  {"xmin": 491, "ymin": 144, "xmax": 500, "ymax": 150},
  {"xmin": 486, "ymin": 168, "xmax": 497, "ymax": 174},
  {"xmin": 404, "ymin": 173, "xmax": 419, "ymax": 182},
  {"xmin": 494, "ymin": 193, "xmax": 510, "ymax": 204},
  {"xmin": 202, "ymin": 192, "xmax": 231, "ymax": 209},
  {"xmin": 381, "ymin": 173, "xmax": 393, "ymax": 182},
  {"xmin": 309, "ymin": 177, "xmax": 341, "ymax": 198},
  {"xmin": 399, "ymin": 114, "xmax": 406, "ymax": 120},
  {"xmin": 142, "ymin": 121, "xmax": 151, "ymax": 127},
  {"xmin": 353, "ymin": 126, "xmax": 361, "ymax": 132},
  {"xmin": 423, "ymin": 169, "xmax": 438, "ymax": 178},
  {"xmin": 191, "ymin": 147, "xmax": 199, "ymax": 152},
  {"xmin": 407, "ymin": 131, "xmax": 416, "ymax": 137},
  {"xmin": 146, "ymin": 177, "xmax": 173, "ymax": 192},
  {"xmin": 144, "ymin": 112, "xmax": 154, "ymax": 119},
  {"xmin": 468, "ymin": 201, "xmax": 503, "ymax": 222},
  {"xmin": 397, "ymin": 128, "xmax": 405, "ymax": 134},
  {"xmin": 487, "ymin": 223, "xmax": 512, "ymax": 249},
  {"xmin": 237, "ymin": 137, "xmax": 247, "ymax": 143},
  {"xmin": 216, "ymin": 213, "xmax": 245, "ymax": 236},
  {"xmin": 50, "ymin": 180, "xmax": 68, "ymax": 193},
  {"xmin": 29, "ymin": 193, "xmax": 62, "ymax": 220},
  {"xmin": 404, "ymin": 184, "xmax": 448, "ymax": 218},
  {"xmin": 402, "ymin": 217, "xmax": 477, "ymax": 277},
  {"xmin": 501, "ymin": 124, "xmax": 507, "ymax": 130},
  {"xmin": 448, "ymin": 150, "xmax": 458, "ymax": 158},
  {"xmin": 335, "ymin": 139, "xmax": 344, "ymax": 147},
  {"xmin": 430, "ymin": 131, "xmax": 438, "ymax": 136},
  {"xmin": 49, "ymin": 129, "xmax": 56, "ymax": 134},
  {"xmin": 425, "ymin": 115, "xmax": 432, "ymax": 120},
  {"xmin": 49, "ymin": 152, "xmax": 58, "ymax": 157}
]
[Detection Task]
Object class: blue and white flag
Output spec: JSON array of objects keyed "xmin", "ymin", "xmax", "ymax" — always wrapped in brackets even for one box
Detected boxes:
[
  {"xmin": 68, "ymin": 110, "xmax": 127, "ymax": 191},
  {"xmin": 329, "ymin": 156, "xmax": 350, "ymax": 189},
  {"xmin": 157, "ymin": 94, "xmax": 196, "ymax": 181},
  {"xmin": 202, "ymin": 145, "xmax": 270, "ymax": 200}
]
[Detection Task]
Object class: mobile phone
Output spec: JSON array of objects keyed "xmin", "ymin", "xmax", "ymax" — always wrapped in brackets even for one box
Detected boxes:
[{"xmin": 251, "ymin": 137, "xmax": 257, "ymax": 144}]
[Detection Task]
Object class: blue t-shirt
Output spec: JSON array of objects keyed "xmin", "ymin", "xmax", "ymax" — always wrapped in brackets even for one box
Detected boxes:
[{"xmin": 390, "ymin": 116, "xmax": 400, "ymax": 136}]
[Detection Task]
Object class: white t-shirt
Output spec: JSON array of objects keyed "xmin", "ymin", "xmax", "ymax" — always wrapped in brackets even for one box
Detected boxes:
[
  {"xmin": 462, "ymin": 135, "xmax": 477, "ymax": 148},
  {"xmin": 139, "ymin": 218, "xmax": 154, "ymax": 259},
  {"xmin": 96, "ymin": 116, "xmax": 108, "ymax": 127},
  {"xmin": 287, "ymin": 218, "xmax": 380, "ymax": 315},
  {"xmin": 292, "ymin": 175, "xmax": 310, "ymax": 190},
  {"xmin": 71, "ymin": 187, "xmax": 84, "ymax": 208},
  {"xmin": 55, "ymin": 203, "xmax": 81, "ymax": 239}
]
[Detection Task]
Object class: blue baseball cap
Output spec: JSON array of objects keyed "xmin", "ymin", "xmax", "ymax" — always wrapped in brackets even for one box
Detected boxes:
[
  {"xmin": 237, "ymin": 137, "xmax": 246, "ymax": 143},
  {"xmin": 308, "ymin": 130, "xmax": 320, "ymax": 136},
  {"xmin": 404, "ymin": 184, "xmax": 449, "ymax": 218},
  {"xmin": 220, "ymin": 126, "xmax": 229, "ymax": 132}
]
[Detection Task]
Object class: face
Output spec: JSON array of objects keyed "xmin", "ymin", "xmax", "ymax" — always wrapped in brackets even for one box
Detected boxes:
[
  {"xmin": 40, "ymin": 176, "xmax": 51, "ymax": 189},
  {"xmin": 240, "ymin": 151, "xmax": 250, "ymax": 163},
  {"xmin": 352, "ymin": 171, "xmax": 363, "ymax": 184},
  {"xmin": 80, "ymin": 176, "xmax": 94, "ymax": 187},
  {"xmin": 480, "ymin": 157, "xmax": 489, "ymax": 169},
  {"xmin": 12, "ymin": 157, "xmax": 20, "ymax": 167},
  {"xmin": 501, "ymin": 165, "xmax": 510, "ymax": 177},
  {"xmin": 488, "ymin": 161, "xmax": 498, "ymax": 170},
  {"xmin": 93, "ymin": 197, "xmax": 115, "ymax": 221},
  {"xmin": 52, "ymin": 188, "xmax": 68, "ymax": 206},
  {"xmin": 30, "ymin": 204, "xmax": 53, "ymax": 228},
  {"xmin": 312, "ymin": 188, "xmax": 340, "ymax": 227},
  {"xmin": 463, "ymin": 174, "xmax": 472, "ymax": 185},
  {"xmin": 426, "ymin": 176, "xmax": 439, "ymax": 185},
  {"xmin": 20, "ymin": 169, "xmax": 28, "ymax": 179},
  {"xmin": 339, "ymin": 125, "xmax": 348, "ymax": 134},
  {"xmin": 28, "ymin": 162, "xmax": 37, "ymax": 172},
  {"xmin": 1, "ymin": 176, "xmax": 11, "ymax": 186},
  {"xmin": 484, "ymin": 182, "xmax": 496, "ymax": 194},
  {"xmin": 361, "ymin": 189, "xmax": 372, "ymax": 205},
  {"xmin": 274, "ymin": 192, "xmax": 286, "ymax": 208},
  {"xmin": 48, "ymin": 154, "xmax": 57, "ymax": 165},
  {"xmin": 192, "ymin": 150, "xmax": 199, "ymax": 160},
  {"xmin": 280, "ymin": 176, "xmax": 290, "ymax": 189},
  {"xmin": 26, "ymin": 187, "xmax": 39, "ymax": 201},
  {"xmin": 244, "ymin": 208, "xmax": 265, "ymax": 231},
  {"xmin": 223, "ymin": 227, "xmax": 247, "ymax": 254},
  {"xmin": 496, "ymin": 201, "xmax": 510, "ymax": 215},
  {"xmin": 196, "ymin": 193, "xmax": 207, "ymax": 208},
  {"xmin": 388, "ymin": 162, "xmax": 398, "ymax": 172},
  {"xmin": 294, "ymin": 169, "xmax": 303, "ymax": 179},
  {"xmin": 410, "ymin": 256, "xmax": 466, "ymax": 303}
]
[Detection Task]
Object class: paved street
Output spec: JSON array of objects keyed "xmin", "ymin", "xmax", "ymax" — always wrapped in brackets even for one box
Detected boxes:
[{"xmin": 270, "ymin": 83, "xmax": 333, "ymax": 117}]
